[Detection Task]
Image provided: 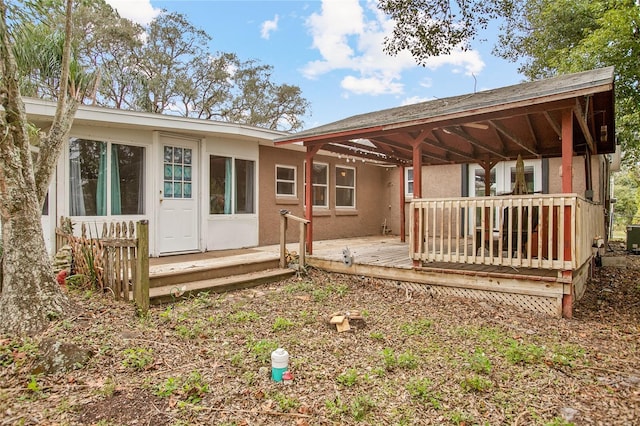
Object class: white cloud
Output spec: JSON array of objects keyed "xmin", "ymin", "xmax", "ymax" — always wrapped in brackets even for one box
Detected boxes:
[
  {"xmin": 302, "ymin": 0, "xmax": 485, "ymax": 96},
  {"xmin": 341, "ymin": 74, "xmax": 403, "ymax": 95},
  {"xmin": 104, "ymin": 0, "xmax": 161, "ymax": 26},
  {"xmin": 401, "ymin": 95, "xmax": 434, "ymax": 106},
  {"xmin": 261, "ymin": 15, "xmax": 279, "ymax": 39}
]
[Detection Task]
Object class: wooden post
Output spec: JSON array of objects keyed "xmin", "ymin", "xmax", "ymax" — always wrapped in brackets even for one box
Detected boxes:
[
  {"xmin": 399, "ymin": 165, "xmax": 406, "ymax": 242},
  {"xmin": 279, "ymin": 212, "xmax": 287, "ymax": 268},
  {"xmin": 299, "ymin": 221, "xmax": 306, "ymax": 267},
  {"xmin": 135, "ymin": 220, "xmax": 149, "ymax": 316},
  {"xmin": 561, "ymin": 109, "xmax": 574, "ymax": 317},
  {"xmin": 411, "ymin": 143, "xmax": 422, "ymax": 266},
  {"xmin": 305, "ymin": 146, "xmax": 320, "ymax": 254}
]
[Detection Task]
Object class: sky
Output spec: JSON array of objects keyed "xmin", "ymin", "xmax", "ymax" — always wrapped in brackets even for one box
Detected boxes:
[{"xmin": 103, "ymin": 0, "xmax": 524, "ymax": 130}]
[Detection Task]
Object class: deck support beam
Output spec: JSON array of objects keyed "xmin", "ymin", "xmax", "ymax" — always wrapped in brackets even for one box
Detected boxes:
[
  {"xmin": 399, "ymin": 165, "xmax": 406, "ymax": 242},
  {"xmin": 305, "ymin": 145, "xmax": 321, "ymax": 255},
  {"xmin": 411, "ymin": 141, "xmax": 422, "ymax": 267},
  {"xmin": 561, "ymin": 109, "xmax": 574, "ymax": 317}
]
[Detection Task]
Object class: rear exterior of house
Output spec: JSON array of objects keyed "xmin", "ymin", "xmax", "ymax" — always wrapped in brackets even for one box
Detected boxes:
[{"xmin": 25, "ymin": 99, "xmax": 391, "ymax": 257}]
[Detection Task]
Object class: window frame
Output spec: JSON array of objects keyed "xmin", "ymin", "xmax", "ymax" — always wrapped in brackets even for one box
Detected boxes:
[
  {"xmin": 275, "ymin": 164, "xmax": 297, "ymax": 198},
  {"xmin": 405, "ymin": 167, "xmax": 414, "ymax": 197},
  {"xmin": 304, "ymin": 161, "xmax": 329, "ymax": 208},
  {"xmin": 68, "ymin": 137, "xmax": 146, "ymax": 217},
  {"xmin": 209, "ymin": 154, "xmax": 257, "ymax": 215},
  {"xmin": 335, "ymin": 165, "xmax": 356, "ymax": 208}
]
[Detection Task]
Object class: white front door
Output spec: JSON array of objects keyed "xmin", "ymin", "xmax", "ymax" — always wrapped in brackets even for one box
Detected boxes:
[{"xmin": 158, "ymin": 136, "xmax": 199, "ymax": 254}]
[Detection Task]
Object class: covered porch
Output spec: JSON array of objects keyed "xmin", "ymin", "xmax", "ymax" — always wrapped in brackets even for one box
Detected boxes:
[{"xmin": 275, "ymin": 67, "xmax": 616, "ymax": 318}]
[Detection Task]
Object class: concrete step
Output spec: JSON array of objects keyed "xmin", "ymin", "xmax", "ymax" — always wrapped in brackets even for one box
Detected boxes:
[{"xmin": 149, "ymin": 268, "xmax": 295, "ymax": 304}]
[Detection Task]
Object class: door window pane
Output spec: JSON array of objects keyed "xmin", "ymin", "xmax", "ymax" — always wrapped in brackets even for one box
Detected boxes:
[{"xmin": 164, "ymin": 145, "xmax": 192, "ymax": 199}]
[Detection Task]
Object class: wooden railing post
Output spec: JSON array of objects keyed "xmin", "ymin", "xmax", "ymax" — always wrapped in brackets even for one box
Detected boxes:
[
  {"xmin": 278, "ymin": 210, "xmax": 310, "ymax": 270},
  {"xmin": 279, "ymin": 211, "xmax": 287, "ymax": 268},
  {"xmin": 299, "ymin": 220, "xmax": 306, "ymax": 268},
  {"xmin": 135, "ymin": 220, "xmax": 149, "ymax": 316}
]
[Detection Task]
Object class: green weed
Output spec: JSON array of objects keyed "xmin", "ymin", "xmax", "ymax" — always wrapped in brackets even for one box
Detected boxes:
[
  {"xmin": 460, "ymin": 375, "xmax": 493, "ymax": 393},
  {"xmin": 350, "ymin": 395, "xmax": 375, "ymax": 421},
  {"xmin": 122, "ymin": 347, "xmax": 153, "ymax": 370},
  {"xmin": 369, "ymin": 331, "xmax": 385, "ymax": 341},
  {"xmin": 400, "ymin": 319, "xmax": 433, "ymax": 336},
  {"xmin": 504, "ymin": 340, "xmax": 545, "ymax": 365},
  {"xmin": 246, "ymin": 339, "xmax": 278, "ymax": 363},
  {"xmin": 336, "ymin": 368, "xmax": 359, "ymax": 387},
  {"xmin": 449, "ymin": 410, "xmax": 475, "ymax": 425},
  {"xmin": 467, "ymin": 349, "xmax": 492, "ymax": 374},
  {"xmin": 154, "ymin": 377, "xmax": 179, "ymax": 397},
  {"xmin": 397, "ymin": 351, "xmax": 419, "ymax": 369},
  {"xmin": 325, "ymin": 396, "xmax": 349, "ymax": 417},
  {"xmin": 272, "ymin": 392, "xmax": 299, "ymax": 411},
  {"xmin": 230, "ymin": 353, "xmax": 244, "ymax": 367},
  {"xmin": 406, "ymin": 378, "xmax": 441, "ymax": 408},
  {"xmin": 182, "ymin": 371, "xmax": 209, "ymax": 404},
  {"xmin": 283, "ymin": 281, "xmax": 314, "ymax": 294},
  {"xmin": 229, "ymin": 311, "xmax": 259, "ymax": 323},
  {"xmin": 272, "ymin": 317, "xmax": 294, "ymax": 332}
]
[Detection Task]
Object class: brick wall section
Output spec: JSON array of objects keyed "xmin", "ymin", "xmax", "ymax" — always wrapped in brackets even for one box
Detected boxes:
[{"xmin": 258, "ymin": 146, "xmax": 389, "ymax": 246}]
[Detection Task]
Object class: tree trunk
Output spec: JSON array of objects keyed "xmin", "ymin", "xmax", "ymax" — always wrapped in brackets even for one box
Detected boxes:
[{"xmin": 0, "ymin": 194, "xmax": 71, "ymax": 335}]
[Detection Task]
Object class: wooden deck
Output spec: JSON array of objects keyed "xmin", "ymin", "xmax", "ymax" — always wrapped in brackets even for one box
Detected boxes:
[
  {"xmin": 304, "ymin": 237, "xmax": 568, "ymax": 319},
  {"xmin": 149, "ymin": 236, "xmax": 572, "ymax": 316}
]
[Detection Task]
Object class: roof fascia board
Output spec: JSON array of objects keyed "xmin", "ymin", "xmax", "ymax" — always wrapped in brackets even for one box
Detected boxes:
[{"xmin": 22, "ymin": 97, "xmax": 286, "ymax": 141}]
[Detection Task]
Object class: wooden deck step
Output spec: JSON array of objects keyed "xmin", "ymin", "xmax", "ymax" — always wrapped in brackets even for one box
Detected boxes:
[
  {"xmin": 149, "ymin": 255, "xmax": 280, "ymax": 288},
  {"xmin": 149, "ymin": 268, "xmax": 295, "ymax": 304}
]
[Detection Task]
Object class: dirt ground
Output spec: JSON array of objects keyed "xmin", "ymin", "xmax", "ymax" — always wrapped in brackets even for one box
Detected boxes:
[{"xmin": 1, "ymin": 241, "xmax": 639, "ymax": 425}]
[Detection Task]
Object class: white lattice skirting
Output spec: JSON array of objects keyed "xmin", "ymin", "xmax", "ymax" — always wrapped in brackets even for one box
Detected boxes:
[{"xmin": 385, "ymin": 279, "xmax": 562, "ymax": 317}]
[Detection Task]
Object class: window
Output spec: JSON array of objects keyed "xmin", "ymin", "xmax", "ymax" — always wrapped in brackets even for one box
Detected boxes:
[
  {"xmin": 69, "ymin": 138, "xmax": 145, "ymax": 216},
  {"xmin": 510, "ymin": 165, "xmax": 535, "ymax": 194},
  {"xmin": 276, "ymin": 165, "xmax": 296, "ymax": 197},
  {"xmin": 304, "ymin": 162, "xmax": 328, "ymax": 207},
  {"xmin": 209, "ymin": 155, "xmax": 255, "ymax": 215},
  {"xmin": 163, "ymin": 145, "xmax": 193, "ymax": 199},
  {"xmin": 474, "ymin": 168, "xmax": 496, "ymax": 196},
  {"xmin": 335, "ymin": 166, "xmax": 355, "ymax": 208},
  {"xmin": 405, "ymin": 167, "xmax": 414, "ymax": 196},
  {"xmin": 235, "ymin": 159, "xmax": 255, "ymax": 214},
  {"xmin": 469, "ymin": 160, "xmax": 541, "ymax": 197}
]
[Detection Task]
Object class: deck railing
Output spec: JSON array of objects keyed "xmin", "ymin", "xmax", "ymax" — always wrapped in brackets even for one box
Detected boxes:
[
  {"xmin": 409, "ymin": 194, "xmax": 604, "ymax": 270},
  {"xmin": 279, "ymin": 210, "xmax": 310, "ymax": 269},
  {"xmin": 55, "ymin": 217, "xmax": 149, "ymax": 314}
]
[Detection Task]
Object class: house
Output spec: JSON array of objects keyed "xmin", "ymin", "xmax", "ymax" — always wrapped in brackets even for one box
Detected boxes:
[
  {"xmin": 25, "ymin": 98, "xmax": 391, "ymax": 256},
  {"xmin": 275, "ymin": 67, "xmax": 617, "ymax": 318},
  {"xmin": 27, "ymin": 66, "xmax": 617, "ymax": 317}
]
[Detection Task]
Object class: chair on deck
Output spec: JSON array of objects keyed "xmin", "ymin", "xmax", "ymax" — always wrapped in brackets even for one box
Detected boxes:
[{"xmin": 502, "ymin": 206, "xmax": 538, "ymax": 257}]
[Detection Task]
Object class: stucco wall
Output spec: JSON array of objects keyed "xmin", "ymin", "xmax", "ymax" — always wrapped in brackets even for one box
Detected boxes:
[
  {"xmin": 258, "ymin": 146, "xmax": 389, "ymax": 245},
  {"xmin": 548, "ymin": 155, "xmax": 607, "ymax": 202}
]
